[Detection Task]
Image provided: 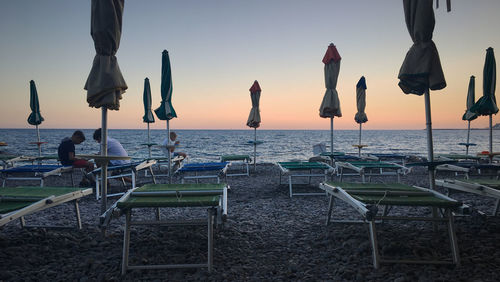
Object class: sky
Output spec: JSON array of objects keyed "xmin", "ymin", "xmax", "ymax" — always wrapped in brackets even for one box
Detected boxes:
[{"xmin": 0, "ymin": 0, "xmax": 499, "ymax": 130}]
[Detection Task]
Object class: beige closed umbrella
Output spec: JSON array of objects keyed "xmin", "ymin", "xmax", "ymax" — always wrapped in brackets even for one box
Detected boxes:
[
  {"xmin": 398, "ymin": 0, "xmax": 446, "ymax": 196},
  {"xmin": 247, "ymin": 80, "xmax": 261, "ymax": 172},
  {"xmin": 319, "ymin": 43, "xmax": 342, "ymax": 156},
  {"xmin": 84, "ymin": 0, "xmax": 128, "ymax": 214}
]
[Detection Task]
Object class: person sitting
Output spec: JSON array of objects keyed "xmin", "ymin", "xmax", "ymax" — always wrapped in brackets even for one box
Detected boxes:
[
  {"xmin": 93, "ymin": 128, "xmax": 131, "ymax": 182},
  {"xmin": 57, "ymin": 130, "xmax": 95, "ymax": 187},
  {"xmin": 161, "ymin": 131, "xmax": 187, "ymax": 160}
]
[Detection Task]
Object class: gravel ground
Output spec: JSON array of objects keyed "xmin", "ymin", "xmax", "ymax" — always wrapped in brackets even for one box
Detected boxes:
[{"xmin": 0, "ymin": 163, "xmax": 499, "ymax": 281}]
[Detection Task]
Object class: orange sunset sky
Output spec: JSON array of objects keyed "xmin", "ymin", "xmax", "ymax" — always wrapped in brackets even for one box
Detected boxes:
[{"xmin": 0, "ymin": 1, "xmax": 498, "ymax": 130}]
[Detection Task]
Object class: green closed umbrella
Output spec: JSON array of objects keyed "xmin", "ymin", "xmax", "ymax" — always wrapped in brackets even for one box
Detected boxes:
[
  {"xmin": 398, "ymin": 0, "xmax": 446, "ymax": 196},
  {"xmin": 154, "ymin": 50, "xmax": 176, "ymax": 183},
  {"xmin": 354, "ymin": 76, "xmax": 368, "ymax": 157},
  {"xmin": 471, "ymin": 47, "xmax": 497, "ymax": 160},
  {"xmin": 460, "ymin": 76, "xmax": 478, "ymax": 155},
  {"xmin": 28, "ymin": 80, "xmax": 44, "ymax": 156},
  {"xmin": 247, "ymin": 80, "xmax": 261, "ymax": 172},
  {"xmin": 84, "ymin": 0, "xmax": 127, "ymax": 213},
  {"xmin": 142, "ymin": 77, "xmax": 155, "ymax": 158},
  {"xmin": 319, "ymin": 43, "xmax": 342, "ymax": 156}
]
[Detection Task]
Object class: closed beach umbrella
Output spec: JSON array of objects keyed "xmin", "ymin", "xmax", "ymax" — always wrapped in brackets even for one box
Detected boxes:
[
  {"xmin": 84, "ymin": 0, "xmax": 127, "ymax": 213},
  {"xmin": 247, "ymin": 80, "xmax": 261, "ymax": 172},
  {"xmin": 142, "ymin": 77, "xmax": 155, "ymax": 158},
  {"xmin": 354, "ymin": 76, "xmax": 367, "ymax": 156},
  {"xmin": 398, "ymin": 0, "xmax": 446, "ymax": 193},
  {"xmin": 461, "ymin": 76, "xmax": 478, "ymax": 155},
  {"xmin": 319, "ymin": 43, "xmax": 342, "ymax": 155},
  {"xmin": 28, "ymin": 80, "xmax": 44, "ymax": 156},
  {"xmin": 471, "ymin": 47, "xmax": 497, "ymax": 159},
  {"xmin": 154, "ymin": 50, "xmax": 176, "ymax": 183}
]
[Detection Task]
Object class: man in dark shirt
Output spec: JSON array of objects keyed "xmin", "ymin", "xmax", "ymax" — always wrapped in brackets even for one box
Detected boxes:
[{"xmin": 58, "ymin": 130, "xmax": 94, "ymax": 186}]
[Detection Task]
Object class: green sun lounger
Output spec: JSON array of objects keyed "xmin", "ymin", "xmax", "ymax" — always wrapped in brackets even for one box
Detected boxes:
[
  {"xmin": 335, "ymin": 160, "xmax": 410, "ymax": 182},
  {"xmin": 319, "ymin": 181, "xmax": 467, "ymax": 268},
  {"xmin": 0, "ymin": 186, "xmax": 92, "ymax": 229},
  {"xmin": 220, "ymin": 155, "xmax": 251, "ymax": 176},
  {"xmin": 101, "ymin": 183, "xmax": 228, "ymax": 274},
  {"xmin": 277, "ymin": 161, "xmax": 334, "ymax": 197},
  {"xmin": 436, "ymin": 178, "xmax": 500, "ymax": 216}
]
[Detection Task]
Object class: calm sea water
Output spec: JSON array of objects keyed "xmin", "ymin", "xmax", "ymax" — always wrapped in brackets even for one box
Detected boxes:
[{"xmin": 0, "ymin": 128, "xmax": 497, "ymax": 163}]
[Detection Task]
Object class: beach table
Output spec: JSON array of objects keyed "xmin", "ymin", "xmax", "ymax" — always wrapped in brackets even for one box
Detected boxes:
[
  {"xmin": 0, "ymin": 164, "xmax": 75, "ymax": 187},
  {"xmin": 335, "ymin": 160, "xmax": 410, "ymax": 183},
  {"xmin": 176, "ymin": 162, "xmax": 229, "ymax": 184},
  {"xmin": 277, "ymin": 161, "xmax": 334, "ymax": 197},
  {"xmin": 220, "ymin": 154, "xmax": 251, "ymax": 177},
  {"xmin": 319, "ymin": 181, "xmax": 468, "ymax": 268},
  {"xmin": 101, "ymin": 183, "xmax": 228, "ymax": 274},
  {"xmin": 0, "ymin": 186, "xmax": 92, "ymax": 229}
]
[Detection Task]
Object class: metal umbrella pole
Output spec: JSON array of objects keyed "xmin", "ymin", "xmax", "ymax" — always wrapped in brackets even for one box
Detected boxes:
[
  {"xmin": 100, "ymin": 108, "xmax": 109, "ymax": 214},
  {"xmin": 36, "ymin": 125, "xmax": 41, "ymax": 157},
  {"xmin": 489, "ymin": 115, "xmax": 493, "ymax": 163},
  {"xmin": 254, "ymin": 128, "xmax": 257, "ymax": 172},
  {"xmin": 424, "ymin": 89, "xmax": 435, "ymax": 190},
  {"xmin": 147, "ymin": 123, "xmax": 152, "ymax": 158},
  {"xmin": 330, "ymin": 118, "xmax": 334, "ymax": 155},
  {"xmin": 465, "ymin": 121, "xmax": 471, "ymax": 156},
  {"xmin": 167, "ymin": 120, "xmax": 172, "ymax": 183},
  {"xmin": 358, "ymin": 123, "xmax": 362, "ymax": 157}
]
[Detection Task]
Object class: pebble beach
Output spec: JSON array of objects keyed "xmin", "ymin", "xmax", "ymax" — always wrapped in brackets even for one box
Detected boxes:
[{"xmin": 0, "ymin": 163, "xmax": 499, "ymax": 281}]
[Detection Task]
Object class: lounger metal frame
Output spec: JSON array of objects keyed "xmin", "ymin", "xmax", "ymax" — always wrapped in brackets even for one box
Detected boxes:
[
  {"xmin": 277, "ymin": 162, "xmax": 334, "ymax": 197},
  {"xmin": 101, "ymin": 184, "xmax": 228, "ymax": 274},
  {"xmin": 0, "ymin": 187, "xmax": 92, "ymax": 229},
  {"xmin": 335, "ymin": 161, "xmax": 410, "ymax": 183},
  {"xmin": 91, "ymin": 160, "xmax": 157, "ymax": 200},
  {"xmin": 436, "ymin": 179, "xmax": 500, "ymax": 216},
  {"xmin": 319, "ymin": 182, "xmax": 466, "ymax": 268}
]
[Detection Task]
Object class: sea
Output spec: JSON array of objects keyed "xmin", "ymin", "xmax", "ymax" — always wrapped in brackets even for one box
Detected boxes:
[{"xmin": 0, "ymin": 128, "xmax": 497, "ymax": 163}]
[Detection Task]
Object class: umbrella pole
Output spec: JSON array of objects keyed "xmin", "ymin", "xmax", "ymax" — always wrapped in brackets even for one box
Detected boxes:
[
  {"xmin": 466, "ymin": 121, "xmax": 471, "ymax": 156},
  {"xmin": 489, "ymin": 114, "xmax": 493, "ymax": 163},
  {"xmin": 254, "ymin": 128, "xmax": 257, "ymax": 172},
  {"xmin": 330, "ymin": 117, "xmax": 334, "ymax": 154},
  {"xmin": 167, "ymin": 120, "xmax": 171, "ymax": 184},
  {"xmin": 424, "ymin": 89, "xmax": 435, "ymax": 191},
  {"xmin": 36, "ymin": 124, "xmax": 41, "ymax": 157},
  {"xmin": 147, "ymin": 123, "xmax": 151, "ymax": 158},
  {"xmin": 100, "ymin": 107, "xmax": 109, "ymax": 214},
  {"xmin": 358, "ymin": 123, "xmax": 362, "ymax": 157}
]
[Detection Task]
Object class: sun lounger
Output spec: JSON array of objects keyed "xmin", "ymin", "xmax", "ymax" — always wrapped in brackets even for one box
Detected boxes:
[
  {"xmin": 0, "ymin": 186, "xmax": 92, "ymax": 229},
  {"xmin": 220, "ymin": 155, "xmax": 251, "ymax": 176},
  {"xmin": 277, "ymin": 161, "xmax": 334, "ymax": 197},
  {"xmin": 369, "ymin": 153, "xmax": 408, "ymax": 165},
  {"xmin": 101, "ymin": 183, "xmax": 228, "ymax": 274},
  {"xmin": 436, "ymin": 178, "xmax": 500, "ymax": 216},
  {"xmin": 335, "ymin": 160, "xmax": 410, "ymax": 182},
  {"xmin": 90, "ymin": 159, "xmax": 157, "ymax": 200},
  {"xmin": 319, "ymin": 181, "xmax": 468, "ymax": 268},
  {"xmin": 176, "ymin": 162, "xmax": 229, "ymax": 184},
  {"xmin": 1, "ymin": 164, "xmax": 75, "ymax": 187},
  {"xmin": 146, "ymin": 155, "xmax": 186, "ymax": 177}
]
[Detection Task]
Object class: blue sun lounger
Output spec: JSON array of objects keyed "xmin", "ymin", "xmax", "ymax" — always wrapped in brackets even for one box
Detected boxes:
[
  {"xmin": 1, "ymin": 164, "xmax": 75, "ymax": 187},
  {"xmin": 319, "ymin": 181, "xmax": 468, "ymax": 268},
  {"xmin": 176, "ymin": 162, "xmax": 229, "ymax": 183},
  {"xmin": 100, "ymin": 183, "xmax": 228, "ymax": 274},
  {"xmin": 90, "ymin": 159, "xmax": 157, "ymax": 200},
  {"xmin": 0, "ymin": 186, "xmax": 92, "ymax": 229}
]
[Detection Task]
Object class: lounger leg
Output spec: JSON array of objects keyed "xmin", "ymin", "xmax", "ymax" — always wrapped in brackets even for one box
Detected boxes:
[
  {"xmin": 493, "ymin": 199, "xmax": 500, "ymax": 216},
  {"xmin": 74, "ymin": 200, "xmax": 82, "ymax": 230},
  {"xmin": 155, "ymin": 208, "xmax": 160, "ymax": 221},
  {"xmin": 289, "ymin": 175, "xmax": 293, "ymax": 198},
  {"xmin": 132, "ymin": 172, "xmax": 136, "ymax": 189},
  {"xmin": 96, "ymin": 176, "xmax": 100, "ymax": 200},
  {"xmin": 20, "ymin": 216, "xmax": 26, "ymax": 228},
  {"xmin": 149, "ymin": 167, "xmax": 157, "ymax": 184},
  {"xmin": 446, "ymin": 209, "xmax": 460, "ymax": 265},
  {"xmin": 208, "ymin": 208, "xmax": 214, "ymax": 272},
  {"xmin": 40, "ymin": 179, "xmax": 43, "ymax": 187},
  {"xmin": 326, "ymin": 195, "xmax": 335, "ymax": 225},
  {"xmin": 368, "ymin": 221, "xmax": 380, "ymax": 269},
  {"xmin": 432, "ymin": 207, "xmax": 439, "ymax": 232},
  {"xmin": 122, "ymin": 210, "xmax": 131, "ymax": 275}
]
